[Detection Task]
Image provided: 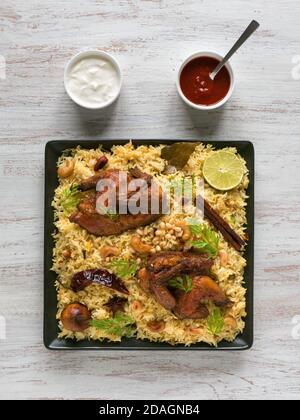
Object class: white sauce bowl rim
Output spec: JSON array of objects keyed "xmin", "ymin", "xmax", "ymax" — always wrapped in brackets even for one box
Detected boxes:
[{"xmin": 64, "ymin": 50, "xmax": 122, "ymax": 110}]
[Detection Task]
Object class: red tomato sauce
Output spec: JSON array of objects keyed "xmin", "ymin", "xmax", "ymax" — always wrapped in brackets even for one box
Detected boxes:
[{"xmin": 180, "ymin": 56, "xmax": 231, "ymax": 106}]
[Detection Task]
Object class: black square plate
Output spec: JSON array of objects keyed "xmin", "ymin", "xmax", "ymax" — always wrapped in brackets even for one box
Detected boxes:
[{"xmin": 44, "ymin": 140, "xmax": 254, "ymax": 350}]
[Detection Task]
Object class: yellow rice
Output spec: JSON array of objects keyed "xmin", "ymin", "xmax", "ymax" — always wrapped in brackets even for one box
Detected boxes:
[{"xmin": 52, "ymin": 141, "xmax": 248, "ymax": 346}]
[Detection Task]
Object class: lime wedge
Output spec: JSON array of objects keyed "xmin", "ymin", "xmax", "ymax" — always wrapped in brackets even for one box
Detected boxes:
[{"xmin": 203, "ymin": 151, "xmax": 244, "ymax": 191}]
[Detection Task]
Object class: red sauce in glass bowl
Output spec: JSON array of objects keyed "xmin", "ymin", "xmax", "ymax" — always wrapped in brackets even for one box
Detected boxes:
[{"xmin": 179, "ymin": 56, "xmax": 231, "ymax": 106}]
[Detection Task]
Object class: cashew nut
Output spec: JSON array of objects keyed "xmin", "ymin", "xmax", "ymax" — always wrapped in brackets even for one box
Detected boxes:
[
  {"xmin": 219, "ymin": 250, "xmax": 228, "ymax": 266},
  {"xmin": 147, "ymin": 320, "xmax": 165, "ymax": 333},
  {"xmin": 100, "ymin": 246, "xmax": 120, "ymax": 259},
  {"xmin": 131, "ymin": 300, "xmax": 143, "ymax": 311},
  {"xmin": 186, "ymin": 326, "xmax": 203, "ymax": 335},
  {"xmin": 57, "ymin": 159, "xmax": 75, "ymax": 178},
  {"xmin": 175, "ymin": 220, "xmax": 191, "ymax": 241},
  {"xmin": 224, "ymin": 316, "xmax": 237, "ymax": 329},
  {"xmin": 130, "ymin": 235, "xmax": 152, "ymax": 254}
]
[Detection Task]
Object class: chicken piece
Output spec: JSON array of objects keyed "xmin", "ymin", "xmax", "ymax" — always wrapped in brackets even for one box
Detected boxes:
[
  {"xmin": 174, "ymin": 276, "xmax": 230, "ymax": 319},
  {"xmin": 151, "ymin": 280, "xmax": 177, "ymax": 310},
  {"xmin": 70, "ymin": 204, "xmax": 160, "ymax": 236},
  {"xmin": 129, "ymin": 167, "xmax": 152, "ymax": 185},
  {"xmin": 147, "ymin": 251, "xmax": 213, "ymax": 282},
  {"xmin": 70, "ymin": 168, "xmax": 162, "ymax": 236},
  {"xmin": 79, "ymin": 173, "xmax": 105, "ymax": 191},
  {"xmin": 138, "ymin": 265, "xmax": 177, "ymax": 310},
  {"xmin": 77, "ymin": 194, "xmax": 96, "ymax": 214},
  {"xmin": 138, "ymin": 252, "xmax": 213, "ymax": 311},
  {"xmin": 79, "ymin": 169, "xmax": 128, "ymax": 191},
  {"xmin": 80, "ymin": 169, "xmax": 132, "ymax": 210},
  {"xmin": 80, "ymin": 168, "xmax": 150, "ymax": 201}
]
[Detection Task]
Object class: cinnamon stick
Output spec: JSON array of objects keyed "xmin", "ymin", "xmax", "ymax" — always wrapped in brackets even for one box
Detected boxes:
[{"xmin": 196, "ymin": 195, "xmax": 246, "ymax": 251}]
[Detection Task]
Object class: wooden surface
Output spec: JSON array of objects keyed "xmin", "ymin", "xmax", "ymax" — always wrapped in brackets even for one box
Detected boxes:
[{"xmin": 0, "ymin": 0, "xmax": 299, "ymax": 400}]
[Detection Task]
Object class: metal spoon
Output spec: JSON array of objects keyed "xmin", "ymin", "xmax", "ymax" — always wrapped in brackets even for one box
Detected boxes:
[{"xmin": 210, "ymin": 20, "xmax": 260, "ymax": 80}]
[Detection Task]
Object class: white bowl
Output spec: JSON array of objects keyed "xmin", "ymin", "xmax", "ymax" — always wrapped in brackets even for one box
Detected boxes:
[
  {"xmin": 64, "ymin": 50, "xmax": 122, "ymax": 110},
  {"xmin": 176, "ymin": 51, "xmax": 235, "ymax": 111}
]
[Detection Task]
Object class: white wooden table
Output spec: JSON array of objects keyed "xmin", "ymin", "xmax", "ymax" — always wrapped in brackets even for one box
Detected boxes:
[{"xmin": 0, "ymin": 0, "xmax": 299, "ymax": 400}]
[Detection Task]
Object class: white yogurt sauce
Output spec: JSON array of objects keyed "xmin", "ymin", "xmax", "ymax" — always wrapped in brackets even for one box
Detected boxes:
[{"xmin": 66, "ymin": 55, "xmax": 120, "ymax": 108}]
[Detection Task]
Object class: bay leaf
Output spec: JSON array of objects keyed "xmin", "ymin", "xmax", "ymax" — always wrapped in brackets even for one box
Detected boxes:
[{"xmin": 161, "ymin": 142, "xmax": 198, "ymax": 170}]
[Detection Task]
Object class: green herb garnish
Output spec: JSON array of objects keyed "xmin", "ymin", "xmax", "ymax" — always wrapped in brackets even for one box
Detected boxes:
[
  {"xmin": 187, "ymin": 217, "xmax": 202, "ymax": 235},
  {"xmin": 168, "ymin": 275, "xmax": 193, "ymax": 293},
  {"xmin": 207, "ymin": 308, "xmax": 224, "ymax": 336},
  {"xmin": 60, "ymin": 184, "xmax": 81, "ymax": 214},
  {"xmin": 230, "ymin": 214, "xmax": 236, "ymax": 225},
  {"xmin": 91, "ymin": 312, "xmax": 136, "ymax": 337},
  {"xmin": 97, "ymin": 204, "xmax": 119, "ymax": 221},
  {"xmin": 188, "ymin": 219, "xmax": 219, "ymax": 258},
  {"xmin": 106, "ymin": 208, "xmax": 119, "ymax": 221},
  {"xmin": 169, "ymin": 175, "xmax": 196, "ymax": 198},
  {"xmin": 108, "ymin": 259, "xmax": 138, "ymax": 279}
]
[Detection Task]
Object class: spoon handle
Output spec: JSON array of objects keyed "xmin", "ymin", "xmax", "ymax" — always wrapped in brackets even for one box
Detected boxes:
[{"xmin": 210, "ymin": 20, "xmax": 260, "ymax": 80}]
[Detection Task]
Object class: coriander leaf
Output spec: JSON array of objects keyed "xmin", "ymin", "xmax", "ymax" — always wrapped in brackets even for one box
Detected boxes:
[
  {"xmin": 108, "ymin": 259, "xmax": 138, "ymax": 279},
  {"xmin": 192, "ymin": 241, "xmax": 217, "ymax": 257},
  {"xmin": 169, "ymin": 176, "xmax": 196, "ymax": 200},
  {"xmin": 192, "ymin": 240, "xmax": 208, "ymax": 249},
  {"xmin": 188, "ymin": 224, "xmax": 203, "ymax": 236},
  {"xmin": 106, "ymin": 208, "xmax": 119, "ymax": 221},
  {"xmin": 186, "ymin": 217, "xmax": 203, "ymax": 236},
  {"xmin": 60, "ymin": 184, "xmax": 81, "ymax": 214},
  {"xmin": 91, "ymin": 312, "xmax": 136, "ymax": 337},
  {"xmin": 97, "ymin": 204, "xmax": 119, "ymax": 221},
  {"xmin": 168, "ymin": 275, "xmax": 193, "ymax": 293},
  {"xmin": 207, "ymin": 308, "xmax": 224, "ymax": 336},
  {"xmin": 187, "ymin": 221, "xmax": 219, "ymax": 258},
  {"xmin": 230, "ymin": 214, "xmax": 236, "ymax": 225}
]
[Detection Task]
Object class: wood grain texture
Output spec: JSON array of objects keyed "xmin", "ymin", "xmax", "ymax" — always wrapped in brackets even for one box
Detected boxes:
[{"xmin": 0, "ymin": 0, "xmax": 300, "ymax": 400}]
